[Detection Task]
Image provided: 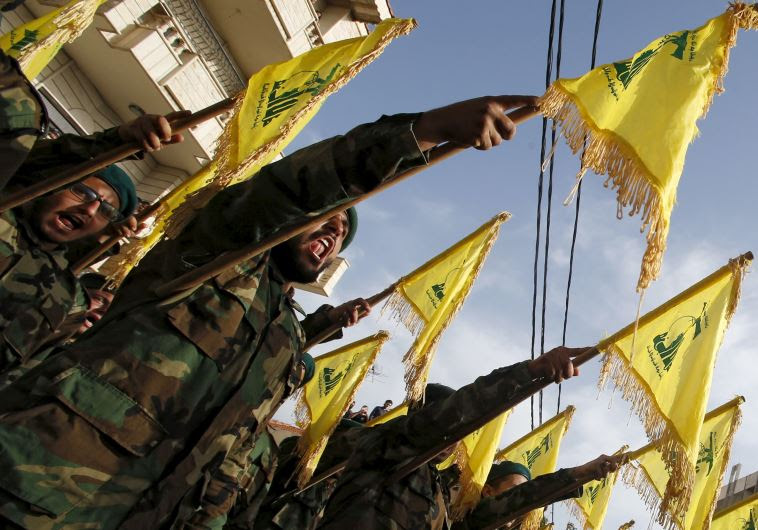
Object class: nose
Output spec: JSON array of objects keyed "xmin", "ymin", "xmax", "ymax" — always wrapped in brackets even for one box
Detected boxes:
[
  {"xmin": 324, "ymin": 215, "xmax": 346, "ymax": 239},
  {"xmin": 81, "ymin": 200, "xmax": 100, "ymax": 217}
]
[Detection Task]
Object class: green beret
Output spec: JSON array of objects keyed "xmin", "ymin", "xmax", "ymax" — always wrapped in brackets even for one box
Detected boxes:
[
  {"xmin": 412, "ymin": 383, "xmax": 455, "ymax": 410},
  {"xmin": 341, "ymin": 207, "xmax": 358, "ymax": 251},
  {"xmin": 300, "ymin": 352, "xmax": 315, "ymax": 385},
  {"xmin": 95, "ymin": 165, "xmax": 137, "ymax": 218},
  {"xmin": 487, "ymin": 460, "xmax": 532, "ymax": 484},
  {"xmin": 79, "ymin": 273, "xmax": 107, "ymax": 291}
]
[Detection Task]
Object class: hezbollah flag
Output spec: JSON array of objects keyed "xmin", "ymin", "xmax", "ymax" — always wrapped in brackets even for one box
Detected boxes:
[
  {"xmin": 493, "ymin": 406, "xmax": 575, "ymax": 530},
  {"xmin": 293, "ymin": 332, "xmax": 388, "ymax": 487},
  {"xmin": 541, "ymin": 4, "xmax": 758, "ymax": 291},
  {"xmin": 385, "ymin": 212, "xmax": 510, "ymax": 401},
  {"xmin": 0, "ymin": 0, "xmax": 106, "ymax": 79},
  {"xmin": 598, "ymin": 253, "xmax": 751, "ymax": 522},
  {"xmin": 438, "ymin": 410, "xmax": 511, "ymax": 518},
  {"xmin": 711, "ymin": 494, "xmax": 757, "ymax": 530},
  {"xmin": 365, "ymin": 402, "xmax": 409, "ymax": 426},
  {"xmin": 568, "ymin": 446, "xmax": 628, "ymax": 530},
  {"xmin": 623, "ymin": 397, "xmax": 745, "ymax": 530},
  {"xmin": 106, "ymin": 18, "xmax": 415, "ymax": 286}
]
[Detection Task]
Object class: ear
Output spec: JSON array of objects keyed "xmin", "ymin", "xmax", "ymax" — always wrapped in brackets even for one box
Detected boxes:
[{"xmin": 482, "ymin": 484, "xmax": 493, "ymax": 497}]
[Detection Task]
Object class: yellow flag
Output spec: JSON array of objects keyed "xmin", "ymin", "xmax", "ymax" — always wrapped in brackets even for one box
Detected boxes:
[
  {"xmin": 385, "ymin": 212, "xmax": 510, "ymax": 401},
  {"xmin": 365, "ymin": 402, "xmax": 409, "ymax": 426},
  {"xmin": 0, "ymin": 0, "xmax": 106, "ymax": 79},
  {"xmin": 541, "ymin": 4, "xmax": 758, "ymax": 291},
  {"xmin": 569, "ymin": 446, "xmax": 628, "ymax": 530},
  {"xmin": 494, "ymin": 406, "xmax": 575, "ymax": 530},
  {"xmin": 293, "ymin": 332, "xmax": 388, "ymax": 487},
  {"xmin": 624, "ymin": 397, "xmax": 745, "ymax": 530},
  {"xmin": 438, "ymin": 410, "xmax": 511, "ymax": 518},
  {"xmin": 598, "ymin": 254, "xmax": 751, "ymax": 522},
  {"xmin": 108, "ymin": 18, "xmax": 415, "ymax": 284},
  {"xmin": 711, "ymin": 494, "xmax": 758, "ymax": 530}
]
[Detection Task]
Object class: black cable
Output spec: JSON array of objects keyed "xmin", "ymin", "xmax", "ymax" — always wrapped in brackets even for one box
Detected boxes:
[
  {"xmin": 531, "ymin": 0, "xmax": 558, "ymax": 431},
  {"xmin": 557, "ymin": 0, "xmax": 604, "ymax": 415}
]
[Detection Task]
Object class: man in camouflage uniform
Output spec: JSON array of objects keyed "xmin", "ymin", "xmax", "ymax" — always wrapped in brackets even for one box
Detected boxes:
[
  {"xmin": 0, "ymin": 94, "xmax": 539, "ymax": 529},
  {"xmin": 452, "ymin": 457, "xmax": 619, "ymax": 529},
  {"xmin": 318, "ymin": 345, "xmax": 596, "ymax": 530}
]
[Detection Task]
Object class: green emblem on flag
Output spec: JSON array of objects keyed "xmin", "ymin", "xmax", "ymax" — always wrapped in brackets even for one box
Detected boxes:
[{"xmin": 647, "ymin": 303, "xmax": 708, "ymax": 377}]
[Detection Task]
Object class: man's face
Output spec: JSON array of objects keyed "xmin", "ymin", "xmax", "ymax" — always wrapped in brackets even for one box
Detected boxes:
[
  {"xmin": 31, "ymin": 176, "xmax": 119, "ymax": 244},
  {"xmin": 384, "ymin": 400, "xmax": 393, "ymax": 409},
  {"xmin": 76, "ymin": 288, "xmax": 114, "ymax": 335},
  {"xmin": 271, "ymin": 211, "xmax": 349, "ymax": 283},
  {"xmin": 482, "ymin": 473, "xmax": 528, "ymax": 498},
  {"xmin": 360, "ymin": 406, "xmax": 369, "ymax": 414}
]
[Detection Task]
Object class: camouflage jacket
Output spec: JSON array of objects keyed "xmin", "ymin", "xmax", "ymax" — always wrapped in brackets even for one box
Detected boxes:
[
  {"xmin": 319, "ymin": 361, "xmax": 536, "ymax": 530},
  {"xmin": 452, "ymin": 469, "xmax": 580, "ymax": 530},
  {"xmin": 0, "ymin": 114, "xmax": 426, "ymax": 529},
  {"xmin": 0, "ymin": 48, "xmax": 47, "ymax": 190},
  {"xmin": 0, "ymin": 208, "xmax": 87, "ymax": 386}
]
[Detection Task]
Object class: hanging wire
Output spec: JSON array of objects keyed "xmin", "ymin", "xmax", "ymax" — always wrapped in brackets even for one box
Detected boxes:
[
  {"xmin": 557, "ymin": 0, "xmax": 604, "ymax": 415},
  {"xmin": 530, "ymin": 0, "xmax": 558, "ymax": 431}
]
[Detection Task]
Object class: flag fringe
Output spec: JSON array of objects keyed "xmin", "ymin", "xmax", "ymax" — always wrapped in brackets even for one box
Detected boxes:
[
  {"xmin": 540, "ymin": 84, "xmax": 667, "ymax": 292},
  {"xmin": 401, "ymin": 214, "xmax": 508, "ymax": 402},
  {"xmin": 383, "ymin": 289, "xmax": 427, "ymax": 336},
  {"xmin": 448, "ymin": 445, "xmax": 481, "ymax": 520},
  {"xmin": 699, "ymin": 403, "xmax": 743, "ymax": 530},
  {"xmin": 16, "ymin": 0, "xmax": 102, "ymax": 74},
  {"xmin": 598, "ymin": 345, "xmax": 693, "ymax": 527},
  {"xmin": 519, "ymin": 509, "xmax": 545, "ymax": 530},
  {"xmin": 163, "ymin": 18, "xmax": 417, "ymax": 240},
  {"xmin": 566, "ymin": 498, "xmax": 591, "ymax": 530},
  {"xmin": 621, "ymin": 459, "xmax": 678, "ymax": 530}
]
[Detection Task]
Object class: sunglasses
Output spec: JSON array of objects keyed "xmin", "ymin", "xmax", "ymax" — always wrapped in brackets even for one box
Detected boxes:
[{"xmin": 68, "ymin": 182, "xmax": 122, "ymax": 223}]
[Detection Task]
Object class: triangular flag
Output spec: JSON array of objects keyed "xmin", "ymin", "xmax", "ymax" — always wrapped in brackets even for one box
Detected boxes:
[
  {"xmin": 541, "ymin": 4, "xmax": 758, "ymax": 290},
  {"xmin": 438, "ymin": 410, "xmax": 511, "ymax": 518},
  {"xmin": 494, "ymin": 406, "xmax": 575, "ymax": 530},
  {"xmin": 598, "ymin": 254, "xmax": 751, "ymax": 522},
  {"xmin": 384, "ymin": 212, "xmax": 510, "ymax": 401},
  {"xmin": 107, "ymin": 18, "xmax": 415, "ymax": 284},
  {"xmin": 711, "ymin": 494, "xmax": 757, "ymax": 530},
  {"xmin": 0, "ymin": 0, "xmax": 106, "ymax": 79},
  {"xmin": 624, "ymin": 397, "xmax": 745, "ymax": 530},
  {"xmin": 293, "ymin": 332, "xmax": 388, "ymax": 487},
  {"xmin": 568, "ymin": 446, "xmax": 628, "ymax": 530},
  {"xmin": 365, "ymin": 402, "xmax": 409, "ymax": 426}
]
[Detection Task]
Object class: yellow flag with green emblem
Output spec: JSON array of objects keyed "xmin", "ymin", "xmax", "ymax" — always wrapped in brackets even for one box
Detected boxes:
[
  {"xmin": 438, "ymin": 410, "xmax": 511, "ymax": 518},
  {"xmin": 623, "ymin": 397, "xmax": 745, "ymax": 530},
  {"xmin": 365, "ymin": 402, "xmax": 409, "ymax": 426},
  {"xmin": 711, "ymin": 494, "xmax": 758, "ymax": 530},
  {"xmin": 568, "ymin": 446, "xmax": 628, "ymax": 530},
  {"xmin": 106, "ymin": 18, "xmax": 416, "ymax": 285},
  {"xmin": 0, "ymin": 0, "xmax": 106, "ymax": 79},
  {"xmin": 541, "ymin": 4, "xmax": 758, "ymax": 291},
  {"xmin": 493, "ymin": 406, "xmax": 575, "ymax": 530},
  {"xmin": 598, "ymin": 254, "xmax": 751, "ymax": 524},
  {"xmin": 293, "ymin": 332, "xmax": 388, "ymax": 487},
  {"xmin": 385, "ymin": 212, "xmax": 510, "ymax": 401}
]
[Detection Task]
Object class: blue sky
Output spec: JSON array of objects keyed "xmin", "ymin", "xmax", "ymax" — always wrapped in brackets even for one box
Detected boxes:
[{"xmin": 275, "ymin": 1, "xmax": 758, "ymax": 527}]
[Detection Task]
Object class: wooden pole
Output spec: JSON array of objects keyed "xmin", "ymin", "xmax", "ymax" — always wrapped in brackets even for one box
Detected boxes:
[
  {"xmin": 302, "ymin": 282, "xmax": 398, "ymax": 352},
  {"xmin": 0, "ymin": 98, "xmax": 235, "ymax": 213},
  {"xmin": 154, "ymin": 105, "xmax": 541, "ymax": 297},
  {"xmin": 70, "ymin": 201, "xmax": 163, "ymax": 276}
]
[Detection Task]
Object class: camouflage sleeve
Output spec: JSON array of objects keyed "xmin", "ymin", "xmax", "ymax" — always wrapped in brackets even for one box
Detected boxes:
[
  {"xmin": 453, "ymin": 469, "xmax": 578, "ymax": 530},
  {"xmin": 10, "ymin": 126, "xmax": 132, "ymax": 188},
  {"xmin": 191, "ymin": 113, "xmax": 427, "ymax": 255},
  {"xmin": 300, "ymin": 305, "xmax": 343, "ymax": 343},
  {"xmin": 375, "ymin": 361, "xmax": 535, "ymax": 460}
]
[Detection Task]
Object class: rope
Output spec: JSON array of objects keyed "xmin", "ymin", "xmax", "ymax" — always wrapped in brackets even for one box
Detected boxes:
[
  {"xmin": 557, "ymin": 0, "xmax": 604, "ymax": 415},
  {"xmin": 531, "ymin": 0, "xmax": 558, "ymax": 431}
]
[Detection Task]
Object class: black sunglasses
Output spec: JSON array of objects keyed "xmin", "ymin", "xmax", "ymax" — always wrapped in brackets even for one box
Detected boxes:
[{"xmin": 68, "ymin": 182, "xmax": 122, "ymax": 222}]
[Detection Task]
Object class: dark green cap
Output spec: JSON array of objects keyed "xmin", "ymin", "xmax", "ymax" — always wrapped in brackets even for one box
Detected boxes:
[
  {"xmin": 300, "ymin": 353, "xmax": 315, "ymax": 384},
  {"xmin": 96, "ymin": 165, "xmax": 137, "ymax": 218},
  {"xmin": 487, "ymin": 460, "xmax": 532, "ymax": 484},
  {"xmin": 341, "ymin": 207, "xmax": 358, "ymax": 251}
]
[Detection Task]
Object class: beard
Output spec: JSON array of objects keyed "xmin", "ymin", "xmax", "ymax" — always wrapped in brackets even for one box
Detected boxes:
[{"xmin": 271, "ymin": 238, "xmax": 329, "ymax": 283}]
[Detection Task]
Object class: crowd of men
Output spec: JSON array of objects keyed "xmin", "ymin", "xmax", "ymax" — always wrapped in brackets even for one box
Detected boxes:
[{"xmin": 0, "ymin": 19, "xmax": 623, "ymax": 528}]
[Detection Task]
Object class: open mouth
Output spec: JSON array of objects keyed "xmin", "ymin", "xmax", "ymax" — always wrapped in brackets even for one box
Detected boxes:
[
  {"xmin": 55, "ymin": 213, "xmax": 85, "ymax": 232},
  {"xmin": 82, "ymin": 313, "xmax": 100, "ymax": 329},
  {"xmin": 308, "ymin": 235, "xmax": 335, "ymax": 264}
]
